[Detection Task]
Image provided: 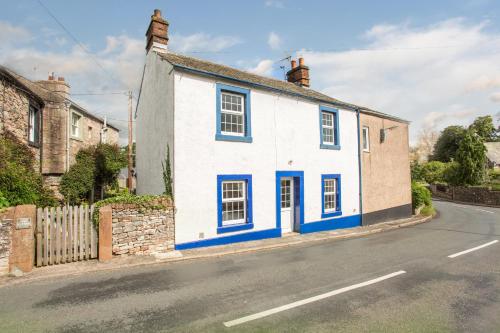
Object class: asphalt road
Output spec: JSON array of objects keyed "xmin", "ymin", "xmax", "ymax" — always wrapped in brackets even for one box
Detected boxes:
[{"xmin": 0, "ymin": 200, "xmax": 499, "ymax": 333}]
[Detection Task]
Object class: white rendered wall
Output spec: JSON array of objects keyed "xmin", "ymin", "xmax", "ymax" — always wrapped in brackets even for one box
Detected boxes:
[{"xmin": 173, "ymin": 72, "xmax": 360, "ymax": 244}]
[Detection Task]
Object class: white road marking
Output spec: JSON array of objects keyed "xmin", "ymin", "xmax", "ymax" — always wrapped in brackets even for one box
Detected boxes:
[
  {"xmin": 448, "ymin": 240, "xmax": 498, "ymax": 259},
  {"xmin": 474, "ymin": 208, "xmax": 494, "ymax": 214},
  {"xmin": 223, "ymin": 270, "xmax": 406, "ymax": 328},
  {"xmin": 453, "ymin": 204, "xmax": 495, "ymax": 214}
]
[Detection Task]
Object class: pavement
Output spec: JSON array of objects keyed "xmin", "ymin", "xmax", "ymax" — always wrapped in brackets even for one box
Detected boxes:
[
  {"xmin": 0, "ymin": 213, "xmax": 430, "ymax": 287},
  {"xmin": 0, "ymin": 200, "xmax": 499, "ymax": 332}
]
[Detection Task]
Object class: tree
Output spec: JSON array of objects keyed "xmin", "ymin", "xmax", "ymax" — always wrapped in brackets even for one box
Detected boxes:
[
  {"xmin": 162, "ymin": 144, "xmax": 173, "ymax": 198},
  {"xmin": 60, "ymin": 143, "xmax": 127, "ymax": 205},
  {"xmin": 410, "ymin": 129, "xmax": 439, "ymax": 163},
  {"xmin": 469, "ymin": 115, "xmax": 499, "ymax": 142},
  {"xmin": 431, "ymin": 126, "xmax": 467, "ymax": 162},
  {"xmin": 454, "ymin": 129, "xmax": 487, "ymax": 185},
  {"xmin": 420, "ymin": 161, "xmax": 447, "ymax": 184}
]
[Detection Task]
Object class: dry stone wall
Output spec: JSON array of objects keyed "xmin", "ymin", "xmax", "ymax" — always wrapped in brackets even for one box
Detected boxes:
[
  {"xmin": 111, "ymin": 200, "xmax": 175, "ymax": 256},
  {"xmin": 0, "ymin": 209, "xmax": 13, "ymax": 276}
]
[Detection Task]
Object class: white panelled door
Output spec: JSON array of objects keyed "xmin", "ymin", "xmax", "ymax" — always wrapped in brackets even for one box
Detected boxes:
[{"xmin": 280, "ymin": 177, "xmax": 294, "ymax": 233}]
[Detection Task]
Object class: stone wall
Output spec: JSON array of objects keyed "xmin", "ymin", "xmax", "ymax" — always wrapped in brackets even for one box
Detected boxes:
[
  {"xmin": 111, "ymin": 200, "xmax": 175, "ymax": 256},
  {"xmin": 430, "ymin": 184, "xmax": 500, "ymax": 207},
  {"xmin": 0, "ymin": 208, "xmax": 14, "ymax": 276},
  {"xmin": 0, "ymin": 78, "xmax": 41, "ymax": 170}
]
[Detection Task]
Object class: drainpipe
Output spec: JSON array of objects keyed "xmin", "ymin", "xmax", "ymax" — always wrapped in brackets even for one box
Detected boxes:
[
  {"xmin": 65, "ymin": 101, "xmax": 71, "ymax": 172},
  {"xmin": 356, "ymin": 108, "xmax": 363, "ymax": 225}
]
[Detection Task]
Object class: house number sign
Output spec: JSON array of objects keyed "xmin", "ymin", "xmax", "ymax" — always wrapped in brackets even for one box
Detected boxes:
[{"xmin": 16, "ymin": 218, "xmax": 32, "ymax": 230}]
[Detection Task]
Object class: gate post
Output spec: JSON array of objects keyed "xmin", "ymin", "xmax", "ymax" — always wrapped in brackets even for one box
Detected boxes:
[
  {"xmin": 99, "ymin": 206, "xmax": 112, "ymax": 262},
  {"xmin": 9, "ymin": 205, "xmax": 36, "ymax": 275}
]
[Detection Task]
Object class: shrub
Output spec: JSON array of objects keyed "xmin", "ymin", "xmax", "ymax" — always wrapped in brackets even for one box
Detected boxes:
[
  {"xmin": 60, "ymin": 143, "xmax": 126, "ymax": 205},
  {"xmin": 0, "ymin": 190, "xmax": 9, "ymax": 209},
  {"xmin": 442, "ymin": 161, "xmax": 461, "ymax": 186},
  {"xmin": 410, "ymin": 161, "xmax": 424, "ymax": 182},
  {"xmin": 0, "ymin": 132, "xmax": 57, "ymax": 207},
  {"xmin": 420, "ymin": 205, "xmax": 436, "ymax": 216},
  {"xmin": 420, "ymin": 161, "xmax": 447, "ymax": 184},
  {"xmin": 411, "ymin": 181, "xmax": 431, "ymax": 210}
]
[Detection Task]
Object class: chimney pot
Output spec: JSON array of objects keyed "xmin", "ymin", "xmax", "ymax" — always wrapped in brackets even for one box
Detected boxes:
[
  {"xmin": 286, "ymin": 57, "xmax": 310, "ymax": 88},
  {"xmin": 57, "ymin": 77, "xmax": 65, "ymax": 82},
  {"xmin": 146, "ymin": 9, "xmax": 169, "ymax": 53}
]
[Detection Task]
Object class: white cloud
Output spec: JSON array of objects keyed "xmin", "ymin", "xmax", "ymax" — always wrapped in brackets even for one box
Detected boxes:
[
  {"xmin": 169, "ymin": 33, "xmax": 241, "ymax": 53},
  {"xmin": 265, "ymin": 0, "xmax": 285, "ymax": 8},
  {"xmin": 490, "ymin": 92, "xmax": 500, "ymax": 103},
  {"xmin": 299, "ymin": 18, "xmax": 500, "ymax": 142},
  {"xmin": 0, "ymin": 23, "xmax": 242, "ymax": 144},
  {"xmin": 268, "ymin": 32, "xmax": 283, "ymax": 50},
  {"xmin": 0, "ymin": 22, "xmax": 145, "ymax": 144},
  {"xmin": 247, "ymin": 59, "xmax": 274, "ymax": 76},
  {"xmin": 0, "ymin": 21, "xmax": 31, "ymax": 45}
]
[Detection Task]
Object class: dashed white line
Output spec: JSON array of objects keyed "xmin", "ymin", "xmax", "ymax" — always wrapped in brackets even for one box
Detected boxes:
[
  {"xmin": 223, "ymin": 270, "xmax": 406, "ymax": 328},
  {"xmin": 448, "ymin": 240, "xmax": 498, "ymax": 259}
]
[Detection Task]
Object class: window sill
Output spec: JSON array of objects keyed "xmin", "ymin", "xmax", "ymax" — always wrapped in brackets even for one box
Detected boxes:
[
  {"xmin": 215, "ymin": 134, "xmax": 253, "ymax": 143},
  {"xmin": 320, "ymin": 144, "xmax": 340, "ymax": 150},
  {"xmin": 321, "ymin": 210, "xmax": 342, "ymax": 219},
  {"xmin": 363, "ymin": 149, "xmax": 370, "ymax": 153},
  {"xmin": 217, "ymin": 222, "xmax": 254, "ymax": 234},
  {"xmin": 28, "ymin": 141, "xmax": 40, "ymax": 148},
  {"xmin": 71, "ymin": 135, "xmax": 84, "ymax": 142}
]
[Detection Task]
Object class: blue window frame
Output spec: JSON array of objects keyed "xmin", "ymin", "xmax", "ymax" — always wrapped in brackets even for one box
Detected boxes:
[
  {"xmin": 215, "ymin": 83, "xmax": 252, "ymax": 143},
  {"xmin": 321, "ymin": 174, "xmax": 342, "ymax": 218},
  {"xmin": 217, "ymin": 174, "xmax": 253, "ymax": 234},
  {"xmin": 319, "ymin": 106, "xmax": 340, "ymax": 150}
]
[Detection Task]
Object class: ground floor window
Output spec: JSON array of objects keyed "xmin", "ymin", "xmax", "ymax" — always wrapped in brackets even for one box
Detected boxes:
[
  {"xmin": 217, "ymin": 174, "xmax": 253, "ymax": 233},
  {"xmin": 322, "ymin": 174, "xmax": 342, "ymax": 218}
]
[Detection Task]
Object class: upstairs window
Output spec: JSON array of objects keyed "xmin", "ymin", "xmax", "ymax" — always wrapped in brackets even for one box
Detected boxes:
[
  {"xmin": 362, "ymin": 126, "xmax": 370, "ymax": 152},
  {"xmin": 321, "ymin": 174, "xmax": 342, "ymax": 218},
  {"xmin": 319, "ymin": 106, "xmax": 340, "ymax": 150},
  {"xmin": 221, "ymin": 92, "xmax": 244, "ymax": 136},
  {"xmin": 28, "ymin": 104, "xmax": 40, "ymax": 146},
  {"xmin": 217, "ymin": 174, "xmax": 253, "ymax": 234},
  {"xmin": 216, "ymin": 83, "xmax": 252, "ymax": 143},
  {"xmin": 71, "ymin": 112, "xmax": 82, "ymax": 138}
]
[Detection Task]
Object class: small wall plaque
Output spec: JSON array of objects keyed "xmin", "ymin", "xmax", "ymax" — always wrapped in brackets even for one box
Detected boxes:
[{"xmin": 16, "ymin": 218, "xmax": 32, "ymax": 230}]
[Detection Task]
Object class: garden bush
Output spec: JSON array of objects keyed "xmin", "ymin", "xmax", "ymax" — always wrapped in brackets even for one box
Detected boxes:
[
  {"xmin": 411, "ymin": 181, "xmax": 432, "ymax": 210},
  {"xmin": 0, "ymin": 132, "xmax": 57, "ymax": 207}
]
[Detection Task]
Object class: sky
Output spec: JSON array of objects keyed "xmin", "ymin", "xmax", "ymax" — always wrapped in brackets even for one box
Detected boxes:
[{"xmin": 1, "ymin": 0, "xmax": 499, "ymax": 145}]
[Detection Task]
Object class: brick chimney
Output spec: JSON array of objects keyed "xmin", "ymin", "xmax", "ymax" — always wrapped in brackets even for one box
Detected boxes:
[
  {"xmin": 146, "ymin": 9, "xmax": 169, "ymax": 53},
  {"xmin": 286, "ymin": 57, "xmax": 310, "ymax": 88}
]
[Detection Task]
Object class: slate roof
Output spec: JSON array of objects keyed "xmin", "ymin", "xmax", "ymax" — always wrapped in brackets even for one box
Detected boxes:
[
  {"xmin": 159, "ymin": 52, "xmax": 409, "ymax": 124},
  {"xmin": 0, "ymin": 65, "xmax": 119, "ymax": 131}
]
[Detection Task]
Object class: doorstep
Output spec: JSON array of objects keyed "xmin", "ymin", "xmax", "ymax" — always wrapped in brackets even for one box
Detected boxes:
[{"xmin": 0, "ymin": 214, "xmax": 432, "ymax": 288}]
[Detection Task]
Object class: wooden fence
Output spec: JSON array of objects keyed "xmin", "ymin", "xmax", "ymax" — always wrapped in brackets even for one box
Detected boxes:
[{"xmin": 35, "ymin": 205, "xmax": 98, "ymax": 267}]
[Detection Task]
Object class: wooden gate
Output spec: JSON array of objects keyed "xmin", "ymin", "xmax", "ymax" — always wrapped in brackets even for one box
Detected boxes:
[{"xmin": 35, "ymin": 205, "xmax": 98, "ymax": 267}]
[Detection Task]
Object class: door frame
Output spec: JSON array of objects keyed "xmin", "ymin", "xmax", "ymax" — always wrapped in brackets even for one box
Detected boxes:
[{"xmin": 275, "ymin": 171, "xmax": 304, "ymax": 233}]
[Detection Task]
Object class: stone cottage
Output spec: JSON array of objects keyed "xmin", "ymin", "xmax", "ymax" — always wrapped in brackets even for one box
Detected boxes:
[{"xmin": 0, "ymin": 65, "xmax": 120, "ymax": 197}]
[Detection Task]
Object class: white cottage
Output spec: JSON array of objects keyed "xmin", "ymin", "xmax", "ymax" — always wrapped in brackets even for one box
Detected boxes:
[{"xmin": 136, "ymin": 10, "xmax": 408, "ymax": 250}]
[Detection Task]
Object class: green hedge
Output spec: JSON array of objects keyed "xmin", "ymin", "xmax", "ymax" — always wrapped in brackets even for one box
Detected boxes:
[{"xmin": 411, "ymin": 181, "xmax": 431, "ymax": 210}]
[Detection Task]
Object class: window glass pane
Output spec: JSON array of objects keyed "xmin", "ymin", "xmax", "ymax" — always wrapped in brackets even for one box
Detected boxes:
[
  {"xmin": 281, "ymin": 179, "xmax": 291, "ymax": 208},
  {"xmin": 324, "ymin": 178, "xmax": 337, "ymax": 211},
  {"xmin": 221, "ymin": 180, "xmax": 246, "ymax": 225}
]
